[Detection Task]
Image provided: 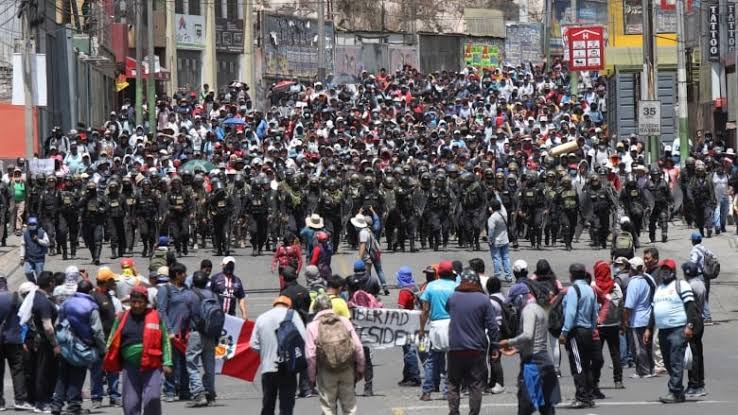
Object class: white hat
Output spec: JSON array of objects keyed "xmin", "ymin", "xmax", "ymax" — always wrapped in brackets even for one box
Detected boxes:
[
  {"xmin": 620, "ymin": 216, "xmax": 631, "ymax": 225},
  {"xmin": 513, "ymin": 259, "xmax": 528, "ymax": 273},
  {"xmin": 222, "ymin": 256, "xmax": 236, "ymax": 266},
  {"xmin": 628, "ymin": 256, "xmax": 645, "ymax": 270},
  {"xmin": 305, "ymin": 214, "xmax": 324, "ymax": 229},
  {"xmin": 350, "ymin": 214, "xmax": 368, "ymax": 229},
  {"xmin": 664, "ymin": 145, "xmax": 673, "ymax": 152}
]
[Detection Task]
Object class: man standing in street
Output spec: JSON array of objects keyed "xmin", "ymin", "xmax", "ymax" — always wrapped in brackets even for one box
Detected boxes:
[
  {"xmin": 688, "ymin": 232, "xmax": 714, "ymax": 324},
  {"xmin": 157, "ymin": 263, "xmax": 191, "ymax": 402},
  {"xmin": 251, "ymin": 296, "xmax": 306, "ymax": 415},
  {"xmin": 446, "ymin": 270, "xmax": 498, "ymax": 415},
  {"xmin": 185, "ymin": 271, "xmax": 220, "ymax": 407},
  {"xmin": 20, "ymin": 217, "xmax": 49, "ymax": 283},
  {"xmin": 559, "ymin": 263, "xmax": 598, "ymax": 409},
  {"xmin": 418, "ymin": 261, "xmax": 458, "ymax": 401},
  {"xmin": 645, "ymin": 259, "xmax": 700, "ymax": 403},
  {"xmin": 279, "ymin": 266, "xmax": 313, "ymax": 398},
  {"xmin": 682, "ymin": 261, "xmax": 707, "ymax": 398},
  {"xmin": 487, "ymin": 199, "xmax": 512, "ymax": 282},
  {"xmin": 624, "ymin": 256, "xmax": 656, "ymax": 378},
  {"xmin": 210, "ymin": 257, "xmax": 248, "ymax": 318},
  {"xmin": 90, "ymin": 268, "xmax": 122, "ymax": 408},
  {"xmin": 0, "ymin": 275, "xmax": 33, "ymax": 411}
]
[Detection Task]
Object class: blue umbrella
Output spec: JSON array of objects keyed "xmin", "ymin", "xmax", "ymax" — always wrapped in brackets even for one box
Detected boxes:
[{"xmin": 223, "ymin": 117, "xmax": 246, "ymax": 126}]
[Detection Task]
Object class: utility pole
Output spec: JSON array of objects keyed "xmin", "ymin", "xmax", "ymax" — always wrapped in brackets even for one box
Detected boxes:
[
  {"xmin": 544, "ymin": 0, "xmax": 551, "ymax": 64},
  {"xmin": 641, "ymin": 0, "xmax": 659, "ymax": 163},
  {"xmin": 569, "ymin": 0, "xmax": 578, "ymax": 95},
  {"xmin": 242, "ymin": 0, "xmax": 254, "ymax": 105},
  {"xmin": 147, "ymin": 0, "xmax": 155, "ymax": 132},
  {"xmin": 21, "ymin": 1, "xmax": 34, "ymax": 159},
  {"xmin": 676, "ymin": 0, "xmax": 689, "ymax": 163},
  {"xmin": 317, "ymin": 0, "xmax": 326, "ymax": 81},
  {"xmin": 135, "ymin": 0, "xmax": 143, "ymax": 127}
]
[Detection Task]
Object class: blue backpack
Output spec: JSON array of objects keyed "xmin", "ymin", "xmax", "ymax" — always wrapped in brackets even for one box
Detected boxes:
[
  {"xmin": 193, "ymin": 289, "xmax": 225, "ymax": 338},
  {"xmin": 275, "ymin": 309, "xmax": 306, "ymax": 374},
  {"xmin": 56, "ymin": 319, "xmax": 99, "ymax": 367}
]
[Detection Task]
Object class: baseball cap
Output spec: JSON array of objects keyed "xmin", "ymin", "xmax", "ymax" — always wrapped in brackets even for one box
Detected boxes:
[
  {"xmin": 613, "ymin": 257, "xmax": 630, "ymax": 266},
  {"xmin": 222, "ymin": 256, "xmax": 236, "ymax": 266},
  {"xmin": 629, "ymin": 256, "xmax": 645, "ymax": 269},
  {"xmin": 96, "ymin": 267, "xmax": 118, "ymax": 282},
  {"xmin": 157, "ymin": 266, "xmax": 169, "ymax": 277},
  {"xmin": 353, "ymin": 260, "xmax": 366, "ymax": 272},
  {"xmin": 513, "ymin": 260, "xmax": 528, "ymax": 273},
  {"xmin": 660, "ymin": 259, "xmax": 677, "ymax": 271},
  {"xmin": 437, "ymin": 261, "xmax": 454, "ymax": 277},
  {"xmin": 273, "ymin": 295, "xmax": 292, "ymax": 307},
  {"xmin": 690, "ymin": 231, "xmax": 702, "ymax": 242}
]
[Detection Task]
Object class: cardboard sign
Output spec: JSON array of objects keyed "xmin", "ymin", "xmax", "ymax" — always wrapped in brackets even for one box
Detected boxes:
[{"xmin": 351, "ymin": 307, "xmax": 422, "ymax": 349}]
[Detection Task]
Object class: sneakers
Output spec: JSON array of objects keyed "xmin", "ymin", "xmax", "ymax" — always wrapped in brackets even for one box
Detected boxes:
[
  {"xmin": 704, "ymin": 319, "xmax": 714, "ymax": 326},
  {"xmin": 569, "ymin": 400, "xmax": 594, "ymax": 409},
  {"xmin": 685, "ymin": 387, "xmax": 707, "ymax": 397},
  {"xmin": 33, "ymin": 406, "xmax": 51, "ymax": 414},
  {"xmin": 398, "ymin": 379, "xmax": 421, "ymax": 387},
  {"xmin": 654, "ymin": 367, "xmax": 668, "ymax": 376},
  {"xmin": 592, "ymin": 389, "xmax": 606, "ymax": 399},
  {"xmin": 90, "ymin": 402, "xmax": 102, "ymax": 410},
  {"xmin": 419, "ymin": 393, "xmax": 432, "ymax": 401},
  {"xmin": 630, "ymin": 373, "xmax": 655, "ymax": 379},
  {"xmin": 659, "ymin": 393, "xmax": 685, "ymax": 403},
  {"xmin": 489, "ymin": 383, "xmax": 505, "ymax": 394},
  {"xmin": 164, "ymin": 396, "xmax": 175, "ymax": 403},
  {"xmin": 186, "ymin": 395, "xmax": 209, "ymax": 408},
  {"xmin": 109, "ymin": 398, "xmax": 122, "ymax": 407},
  {"xmin": 614, "ymin": 381, "xmax": 625, "ymax": 389},
  {"xmin": 14, "ymin": 402, "xmax": 35, "ymax": 411}
]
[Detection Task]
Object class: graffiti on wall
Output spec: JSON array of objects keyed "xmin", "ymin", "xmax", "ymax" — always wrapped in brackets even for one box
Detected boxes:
[{"xmin": 262, "ymin": 13, "xmax": 334, "ymax": 78}]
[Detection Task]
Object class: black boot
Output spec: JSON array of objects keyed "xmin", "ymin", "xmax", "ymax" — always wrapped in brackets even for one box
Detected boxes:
[
  {"xmin": 71, "ymin": 243, "xmax": 77, "ymax": 259},
  {"xmin": 61, "ymin": 245, "xmax": 68, "ymax": 260}
]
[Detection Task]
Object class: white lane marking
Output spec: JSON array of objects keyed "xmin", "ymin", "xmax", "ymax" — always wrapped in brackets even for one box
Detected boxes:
[{"xmin": 394, "ymin": 400, "xmax": 732, "ymax": 411}]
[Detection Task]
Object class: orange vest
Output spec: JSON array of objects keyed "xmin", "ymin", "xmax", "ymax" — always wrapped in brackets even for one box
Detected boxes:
[{"xmin": 103, "ymin": 309, "xmax": 163, "ymax": 372}]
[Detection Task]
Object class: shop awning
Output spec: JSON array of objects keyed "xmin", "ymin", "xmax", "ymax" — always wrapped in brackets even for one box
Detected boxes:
[{"xmin": 125, "ymin": 57, "xmax": 170, "ymax": 81}]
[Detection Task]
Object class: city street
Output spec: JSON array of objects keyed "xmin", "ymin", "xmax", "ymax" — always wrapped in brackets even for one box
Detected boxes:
[{"xmin": 1, "ymin": 221, "xmax": 738, "ymax": 414}]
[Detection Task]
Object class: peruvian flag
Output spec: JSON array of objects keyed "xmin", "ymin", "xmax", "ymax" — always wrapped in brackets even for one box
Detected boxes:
[{"xmin": 215, "ymin": 315, "xmax": 261, "ymax": 381}]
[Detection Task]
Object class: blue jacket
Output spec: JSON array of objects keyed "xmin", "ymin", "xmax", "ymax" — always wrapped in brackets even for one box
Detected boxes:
[
  {"xmin": 23, "ymin": 229, "xmax": 48, "ymax": 262},
  {"xmin": 156, "ymin": 284, "xmax": 191, "ymax": 334},
  {"xmin": 0, "ymin": 292, "xmax": 22, "ymax": 344},
  {"xmin": 61, "ymin": 293, "xmax": 99, "ymax": 342},
  {"xmin": 561, "ymin": 280, "xmax": 599, "ymax": 335}
]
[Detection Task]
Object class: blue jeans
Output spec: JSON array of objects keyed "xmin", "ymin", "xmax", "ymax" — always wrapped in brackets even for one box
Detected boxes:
[
  {"xmin": 658, "ymin": 327, "xmax": 687, "ymax": 397},
  {"xmin": 24, "ymin": 259, "xmax": 44, "ymax": 283},
  {"xmin": 714, "ymin": 196, "xmax": 729, "ymax": 231},
  {"xmin": 367, "ymin": 260, "xmax": 388, "ymax": 289},
  {"xmin": 185, "ymin": 331, "xmax": 216, "ymax": 399},
  {"xmin": 619, "ymin": 331, "xmax": 633, "ymax": 365},
  {"xmin": 421, "ymin": 350, "xmax": 447, "ymax": 395},
  {"xmin": 90, "ymin": 360, "xmax": 121, "ymax": 402},
  {"xmin": 164, "ymin": 347, "xmax": 189, "ymax": 399},
  {"xmin": 401, "ymin": 344, "xmax": 421, "ymax": 383},
  {"xmin": 489, "ymin": 244, "xmax": 512, "ymax": 280}
]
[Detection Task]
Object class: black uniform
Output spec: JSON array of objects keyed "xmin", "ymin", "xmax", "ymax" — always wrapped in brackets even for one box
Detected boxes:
[
  {"xmin": 208, "ymin": 185, "xmax": 233, "ymax": 256},
  {"xmin": 318, "ymin": 188, "xmax": 343, "ymax": 253},
  {"xmin": 619, "ymin": 181, "xmax": 648, "ymax": 244},
  {"xmin": 427, "ymin": 181, "xmax": 452, "ymax": 250},
  {"xmin": 58, "ymin": 186, "xmax": 80, "ymax": 259},
  {"xmin": 688, "ymin": 173, "xmax": 716, "ymax": 237},
  {"xmin": 586, "ymin": 180, "xmax": 614, "ymax": 249},
  {"xmin": 38, "ymin": 185, "xmax": 60, "ymax": 255},
  {"xmin": 107, "ymin": 188, "xmax": 127, "ymax": 259},
  {"xmin": 543, "ymin": 180, "xmax": 562, "ymax": 247},
  {"xmin": 245, "ymin": 181, "xmax": 270, "ymax": 255},
  {"xmin": 135, "ymin": 187, "xmax": 160, "ymax": 257},
  {"xmin": 646, "ymin": 176, "xmax": 673, "ymax": 243},
  {"xmin": 459, "ymin": 178, "xmax": 486, "ymax": 251},
  {"xmin": 79, "ymin": 186, "xmax": 108, "ymax": 264},
  {"xmin": 559, "ymin": 184, "xmax": 579, "ymax": 250},
  {"xmin": 167, "ymin": 185, "xmax": 193, "ymax": 256},
  {"xmin": 519, "ymin": 180, "xmax": 545, "ymax": 249},
  {"xmin": 122, "ymin": 184, "xmax": 138, "ymax": 255}
]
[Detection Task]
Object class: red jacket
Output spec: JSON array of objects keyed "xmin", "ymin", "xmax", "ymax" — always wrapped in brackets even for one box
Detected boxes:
[{"xmin": 103, "ymin": 308, "xmax": 164, "ymax": 372}]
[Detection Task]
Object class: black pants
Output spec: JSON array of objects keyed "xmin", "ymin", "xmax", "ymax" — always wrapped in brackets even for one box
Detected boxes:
[
  {"xmin": 212, "ymin": 215, "xmax": 230, "ymax": 255},
  {"xmin": 261, "ymin": 371, "xmax": 296, "ymax": 415},
  {"xmin": 488, "ymin": 353, "xmax": 504, "ymax": 387},
  {"xmin": 592, "ymin": 326, "xmax": 622, "ymax": 384},
  {"xmin": 361, "ymin": 346, "xmax": 374, "ymax": 393},
  {"xmin": 169, "ymin": 217, "xmax": 190, "ymax": 254},
  {"xmin": 109, "ymin": 217, "xmax": 126, "ymax": 258},
  {"xmin": 0, "ymin": 343, "xmax": 27, "ymax": 405},
  {"xmin": 687, "ymin": 328, "xmax": 705, "ymax": 389},
  {"xmin": 81, "ymin": 222, "xmax": 103, "ymax": 261},
  {"xmin": 50, "ymin": 359, "xmax": 86, "ymax": 413},
  {"xmin": 447, "ymin": 351, "xmax": 487, "ymax": 415},
  {"xmin": 138, "ymin": 219, "xmax": 157, "ymax": 255},
  {"xmin": 32, "ymin": 341, "xmax": 57, "ymax": 405},
  {"xmin": 566, "ymin": 327, "xmax": 595, "ymax": 404}
]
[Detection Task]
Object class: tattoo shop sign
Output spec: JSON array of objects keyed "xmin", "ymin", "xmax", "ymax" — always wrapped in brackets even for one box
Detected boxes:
[{"xmin": 351, "ymin": 307, "xmax": 422, "ymax": 349}]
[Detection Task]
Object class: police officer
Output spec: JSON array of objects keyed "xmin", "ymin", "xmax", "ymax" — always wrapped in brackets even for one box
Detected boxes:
[
  {"xmin": 427, "ymin": 174, "xmax": 452, "ymax": 251},
  {"xmin": 543, "ymin": 170, "xmax": 562, "ymax": 247},
  {"xmin": 418, "ymin": 173, "xmax": 433, "ymax": 249},
  {"xmin": 319, "ymin": 178, "xmax": 343, "ymax": 253},
  {"xmin": 394, "ymin": 176, "xmax": 418, "ymax": 252},
  {"xmin": 230, "ymin": 174, "xmax": 248, "ymax": 250},
  {"xmin": 58, "ymin": 176, "xmax": 80, "ymax": 260},
  {"xmin": 559, "ymin": 177, "xmax": 579, "ymax": 251},
  {"xmin": 38, "ymin": 176, "xmax": 60, "ymax": 256},
  {"xmin": 208, "ymin": 178, "xmax": 233, "ymax": 256},
  {"xmin": 380, "ymin": 176, "xmax": 400, "ymax": 251},
  {"xmin": 620, "ymin": 178, "xmax": 648, "ymax": 247},
  {"xmin": 688, "ymin": 161, "xmax": 716, "ymax": 238},
  {"xmin": 646, "ymin": 166, "xmax": 673, "ymax": 243},
  {"xmin": 680, "ymin": 157, "xmax": 696, "ymax": 226},
  {"xmin": 135, "ymin": 179, "xmax": 160, "ymax": 257},
  {"xmin": 106, "ymin": 180, "xmax": 127, "ymax": 259},
  {"xmin": 586, "ymin": 175, "xmax": 614, "ymax": 249},
  {"xmin": 80, "ymin": 181, "xmax": 108, "ymax": 265},
  {"xmin": 245, "ymin": 177, "xmax": 270, "ymax": 256},
  {"xmin": 459, "ymin": 172, "xmax": 486, "ymax": 251},
  {"xmin": 279, "ymin": 169, "xmax": 303, "ymax": 236},
  {"xmin": 121, "ymin": 176, "xmax": 138, "ymax": 256},
  {"xmin": 167, "ymin": 176, "xmax": 193, "ymax": 256},
  {"xmin": 518, "ymin": 174, "xmax": 545, "ymax": 249},
  {"xmin": 192, "ymin": 174, "xmax": 210, "ymax": 250},
  {"xmin": 345, "ymin": 173, "xmax": 364, "ymax": 249}
]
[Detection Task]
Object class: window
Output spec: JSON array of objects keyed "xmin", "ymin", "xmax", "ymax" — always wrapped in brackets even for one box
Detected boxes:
[
  {"xmin": 216, "ymin": 0, "xmax": 223, "ymax": 18},
  {"xmin": 227, "ymin": 0, "xmax": 238, "ymax": 20},
  {"xmin": 175, "ymin": 0, "xmax": 185, "ymax": 14},
  {"xmin": 189, "ymin": 0, "xmax": 201, "ymax": 16}
]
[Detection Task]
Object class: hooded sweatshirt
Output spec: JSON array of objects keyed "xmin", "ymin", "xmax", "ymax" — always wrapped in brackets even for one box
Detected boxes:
[{"xmin": 592, "ymin": 261, "xmax": 623, "ymax": 327}]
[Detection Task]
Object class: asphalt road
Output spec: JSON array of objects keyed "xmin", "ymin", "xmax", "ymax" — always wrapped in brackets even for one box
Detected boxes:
[{"xmin": 2, "ymin": 221, "xmax": 738, "ymax": 414}]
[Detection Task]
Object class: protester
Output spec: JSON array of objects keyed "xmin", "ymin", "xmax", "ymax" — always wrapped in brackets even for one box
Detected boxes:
[
  {"xmin": 251, "ymin": 295, "xmax": 306, "ymax": 415},
  {"xmin": 184, "ymin": 271, "xmax": 220, "ymax": 407},
  {"xmin": 20, "ymin": 217, "xmax": 49, "ymax": 283},
  {"xmin": 305, "ymin": 294, "xmax": 364, "ymax": 415},
  {"xmin": 353, "ymin": 213, "xmax": 389, "ymax": 295},
  {"xmin": 346, "ymin": 271, "xmax": 382, "ymax": 396},
  {"xmin": 688, "ymin": 231, "xmax": 714, "ymax": 324},
  {"xmin": 279, "ymin": 266, "xmax": 314, "ymax": 398},
  {"xmin": 446, "ymin": 269, "xmax": 498, "ymax": 415},
  {"xmin": 103, "ymin": 285, "xmax": 173, "ymax": 415},
  {"xmin": 487, "ymin": 199, "xmax": 512, "ymax": 282},
  {"xmin": 0, "ymin": 275, "xmax": 33, "ymax": 411},
  {"xmin": 396, "ymin": 266, "xmax": 421, "ymax": 387},
  {"xmin": 90, "ymin": 267, "xmax": 122, "ymax": 408},
  {"xmin": 210, "ymin": 256, "xmax": 247, "ymax": 317},
  {"xmin": 591, "ymin": 260, "xmax": 624, "ymax": 389},
  {"xmin": 645, "ymin": 259, "xmax": 699, "ymax": 403},
  {"xmin": 418, "ymin": 261, "xmax": 457, "ymax": 401},
  {"xmin": 624, "ymin": 256, "xmax": 655, "ymax": 378},
  {"xmin": 682, "ymin": 261, "xmax": 707, "ymax": 398},
  {"xmin": 485, "ymin": 276, "xmax": 506, "ymax": 394}
]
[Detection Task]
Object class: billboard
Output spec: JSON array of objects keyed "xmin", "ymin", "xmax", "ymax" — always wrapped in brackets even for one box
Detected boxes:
[
  {"xmin": 623, "ymin": 0, "xmax": 677, "ymax": 34},
  {"xmin": 262, "ymin": 13, "xmax": 334, "ymax": 78},
  {"xmin": 463, "ymin": 40, "xmax": 503, "ymax": 70},
  {"xmin": 216, "ymin": 18, "xmax": 244, "ymax": 53},
  {"xmin": 175, "ymin": 14, "xmax": 206, "ymax": 50}
]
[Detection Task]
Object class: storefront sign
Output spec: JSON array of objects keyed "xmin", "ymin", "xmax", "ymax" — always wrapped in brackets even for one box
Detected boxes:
[
  {"xmin": 176, "ymin": 14, "xmax": 205, "ymax": 50},
  {"xmin": 708, "ymin": 2, "xmax": 720, "ymax": 61},
  {"xmin": 216, "ymin": 18, "xmax": 244, "ymax": 53},
  {"xmin": 728, "ymin": 3, "xmax": 736, "ymax": 54},
  {"xmin": 567, "ymin": 26, "xmax": 604, "ymax": 71}
]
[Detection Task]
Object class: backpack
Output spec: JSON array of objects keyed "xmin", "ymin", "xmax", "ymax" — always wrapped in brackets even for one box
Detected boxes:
[
  {"xmin": 316, "ymin": 313, "xmax": 355, "ymax": 371},
  {"xmin": 56, "ymin": 319, "xmax": 99, "ymax": 368},
  {"xmin": 365, "ymin": 230, "xmax": 381, "ymax": 262},
  {"xmin": 548, "ymin": 284, "xmax": 581, "ymax": 338},
  {"xmin": 276, "ymin": 309, "xmax": 307, "ymax": 374},
  {"xmin": 490, "ymin": 296, "xmax": 519, "ymax": 339},
  {"xmin": 400, "ymin": 287, "xmax": 422, "ymax": 310},
  {"xmin": 611, "ymin": 232, "xmax": 634, "ymax": 260},
  {"xmin": 193, "ymin": 289, "xmax": 225, "ymax": 338},
  {"xmin": 149, "ymin": 249, "xmax": 168, "ymax": 272},
  {"xmin": 699, "ymin": 247, "xmax": 721, "ymax": 280}
]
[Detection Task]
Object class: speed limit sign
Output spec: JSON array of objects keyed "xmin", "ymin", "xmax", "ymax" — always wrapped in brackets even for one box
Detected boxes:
[{"xmin": 638, "ymin": 100, "xmax": 661, "ymax": 136}]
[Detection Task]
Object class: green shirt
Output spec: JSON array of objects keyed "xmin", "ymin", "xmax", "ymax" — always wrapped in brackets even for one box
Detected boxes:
[
  {"xmin": 107, "ymin": 314, "xmax": 173, "ymax": 368},
  {"xmin": 12, "ymin": 182, "xmax": 25, "ymax": 202}
]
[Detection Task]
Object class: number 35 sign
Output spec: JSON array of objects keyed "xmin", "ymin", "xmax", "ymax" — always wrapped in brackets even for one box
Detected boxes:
[{"xmin": 638, "ymin": 100, "xmax": 661, "ymax": 136}]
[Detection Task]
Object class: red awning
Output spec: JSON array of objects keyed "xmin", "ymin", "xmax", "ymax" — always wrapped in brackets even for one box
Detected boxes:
[{"xmin": 125, "ymin": 57, "xmax": 171, "ymax": 81}]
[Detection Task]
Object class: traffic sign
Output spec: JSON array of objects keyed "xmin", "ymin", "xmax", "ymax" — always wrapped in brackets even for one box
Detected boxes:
[
  {"xmin": 567, "ymin": 26, "xmax": 604, "ymax": 72},
  {"xmin": 638, "ymin": 100, "xmax": 662, "ymax": 136}
]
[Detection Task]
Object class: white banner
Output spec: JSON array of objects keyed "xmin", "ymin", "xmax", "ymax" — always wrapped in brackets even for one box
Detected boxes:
[
  {"xmin": 351, "ymin": 307, "xmax": 422, "ymax": 349},
  {"xmin": 28, "ymin": 158, "xmax": 55, "ymax": 177},
  {"xmin": 176, "ymin": 14, "xmax": 206, "ymax": 50},
  {"xmin": 12, "ymin": 53, "xmax": 48, "ymax": 106}
]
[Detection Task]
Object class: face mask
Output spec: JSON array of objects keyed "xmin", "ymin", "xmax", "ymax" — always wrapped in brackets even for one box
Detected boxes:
[
  {"xmin": 28, "ymin": 225, "xmax": 37, "ymax": 231},
  {"xmin": 224, "ymin": 264, "xmax": 235, "ymax": 274}
]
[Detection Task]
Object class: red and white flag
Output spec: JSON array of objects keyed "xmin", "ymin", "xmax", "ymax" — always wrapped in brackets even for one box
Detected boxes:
[{"xmin": 214, "ymin": 315, "xmax": 260, "ymax": 381}]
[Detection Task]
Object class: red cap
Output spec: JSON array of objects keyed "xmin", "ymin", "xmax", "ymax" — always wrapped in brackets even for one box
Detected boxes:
[
  {"xmin": 660, "ymin": 259, "xmax": 677, "ymax": 271},
  {"xmin": 438, "ymin": 261, "xmax": 454, "ymax": 277}
]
